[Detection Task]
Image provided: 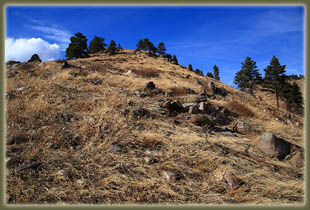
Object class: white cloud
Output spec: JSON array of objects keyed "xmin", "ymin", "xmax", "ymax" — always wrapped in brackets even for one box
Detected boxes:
[{"xmin": 5, "ymin": 37, "xmax": 61, "ymax": 62}]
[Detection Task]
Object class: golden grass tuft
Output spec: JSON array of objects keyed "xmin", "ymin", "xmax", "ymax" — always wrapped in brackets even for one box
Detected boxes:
[
  {"xmin": 224, "ymin": 100, "xmax": 255, "ymax": 117},
  {"xmin": 134, "ymin": 68, "xmax": 160, "ymax": 78}
]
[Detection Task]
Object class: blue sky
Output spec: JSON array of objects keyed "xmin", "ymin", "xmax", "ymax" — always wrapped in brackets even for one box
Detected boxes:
[{"xmin": 5, "ymin": 5, "xmax": 304, "ymax": 86}]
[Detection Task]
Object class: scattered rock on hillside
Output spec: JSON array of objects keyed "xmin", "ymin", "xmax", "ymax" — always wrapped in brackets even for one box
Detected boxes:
[
  {"xmin": 111, "ymin": 143, "xmax": 122, "ymax": 153},
  {"xmin": 135, "ymin": 90, "xmax": 146, "ymax": 98},
  {"xmin": 198, "ymin": 102, "xmax": 208, "ymax": 113},
  {"xmin": 91, "ymin": 79, "xmax": 102, "ymax": 85},
  {"xmin": 144, "ymin": 81, "xmax": 156, "ymax": 90},
  {"xmin": 162, "ymin": 170, "xmax": 184, "ymax": 182},
  {"xmin": 233, "ymin": 120, "xmax": 252, "ymax": 134},
  {"xmin": 258, "ymin": 133, "xmax": 291, "ymax": 160},
  {"xmin": 162, "ymin": 100, "xmax": 185, "ymax": 113}
]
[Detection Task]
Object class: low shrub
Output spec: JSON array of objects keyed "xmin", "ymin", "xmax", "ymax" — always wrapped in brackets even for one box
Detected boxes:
[
  {"xmin": 134, "ymin": 68, "xmax": 160, "ymax": 78},
  {"xmin": 224, "ymin": 100, "xmax": 254, "ymax": 117},
  {"xmin": 168, "ymin": 87, "xmax": 189, "ymax": 97},
  {"xmin": 191, "ymin": 114, "xmax": 212, "ymax": 127}
]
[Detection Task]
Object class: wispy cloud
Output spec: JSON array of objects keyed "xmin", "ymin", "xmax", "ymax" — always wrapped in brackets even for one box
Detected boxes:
[
  {"xmin": 26, "ymin": 24, "xmax": 71, "ymax": 50},
  {"xmin": 12, "ymin": 12, "xmax": 72, "ymax": 50}
]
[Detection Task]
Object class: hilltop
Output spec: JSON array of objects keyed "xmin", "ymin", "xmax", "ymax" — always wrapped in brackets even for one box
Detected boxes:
[{"xmin": 5, "ymin": 49, "xmax": 304, "ymax": 205}]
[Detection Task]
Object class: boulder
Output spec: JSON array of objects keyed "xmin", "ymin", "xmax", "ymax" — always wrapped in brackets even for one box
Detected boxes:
[
  {"xmin": 162, "ymin": 100, "xmax": 185, "ymax": 113},
  {"xmin": 258, "ymin": 133, "xmax": 291, "ymax": 160},
  {"xmin": 233, "ymin": 120, "xmax": 252, "ymax": 133}
]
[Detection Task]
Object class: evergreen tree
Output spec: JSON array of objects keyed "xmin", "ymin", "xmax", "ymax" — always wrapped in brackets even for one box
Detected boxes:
[
  {"xmin": 89, "ymin": 35, "xmax": 106, "ymax": 54},
  {"xmin": 65, "ymin": 32, "xmax": 89, "ymax": 59},
  {"xmin": 213, "ymin": 65, "xmax": 220, "ymax": 81},
  {"xmin": 233, "ymin": 56, "xmax": 262, "ymax": 95},
  {"xmin": 171, "ymin": 55, "xmax": 178, "ymax": 65},
  {"xmin": 106, "ymin": 40, "xmax": 117, "ymax": 55},
  {"xmin": 206, "ymin": 72, "xmax": 213, "ymax": 78},
  {"xmin": 188, "ymin": 64, "xmax": 193, "ymax": 71},
  {"xmin": 116, "ymin": 43, "xmax": 123, "ymax": 52},
  {"xmin": 136, "ymin": 38, "xmax": 157, "ymax": 56},
  {"xmin": 157, "ymin": 42, "xmax": 166, "ymax": 56},
  {"xmin": 163, "ymin": 53, "xmax": 172, "ymax": 62},
  {"xmin": 28, "ymin": 54, "xmax": 41, "ymax": 62},
  {"xmin": 281, "ymin": 81, "xmax": 303, "ymax": 115},
  {"xmin": 263, "ymin": 55, "xmax": 287, "ymax": 108}
]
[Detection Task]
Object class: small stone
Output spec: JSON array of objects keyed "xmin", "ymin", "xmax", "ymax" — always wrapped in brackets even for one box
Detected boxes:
[{"xmin": 111, "ymin": 143, "xmax": 122, "ymax": 153}]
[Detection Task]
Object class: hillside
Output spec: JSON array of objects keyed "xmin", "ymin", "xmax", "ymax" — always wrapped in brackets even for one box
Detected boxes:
[{"xmin": 5, "ymin": 49, "xmax": 305, "ymax": 205}]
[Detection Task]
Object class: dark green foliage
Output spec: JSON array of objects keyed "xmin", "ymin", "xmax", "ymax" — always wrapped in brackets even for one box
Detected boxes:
[
  {"xmin": 188, "ymin": 64, "xmax": 193, "ymax": 71},
  {"xmin": 234, "ymin": 57, "xmax": 262, "ymax": 95},
  {"xmin": 213, "ymin": 65, "xmax": 220, "ymax": 81},
  {"xmin": 106, "ymin": 40, "xmax": 117, "ymax": 55},
  {"xmin": 288, "ymin": 74, "xmax": 304, "ymax": 80},
  {"xmin": 281, "ymin": 81, "xmax": 303, "ymax": 115},
  {"xmin": 263, "ymin": 55, "xmax": 287, "ymax": 108},
  {"xmin": 195, "ymin": 69, "xmax": 204, "ymax": 76},
  {"xmin": 28, "ymin": 54, "xmax": 41, "ymax": 62},
  {"xmin": 136, "ymin": 38, "xmax": 157, "ymax": 56},
  {"xmin": 157, "ymin": 42, "xmax": 166, "ymax": 56},
  {"xmin": 163, "ymin": 54, "xmax": 172, "ymax": 62},
  {"xmin": 171, "ymin": 55, "xmax": 178, "ymax": 65},
  {"xmin": 116, "ymin": 43, "xmax": 123, "ymax": 52},
  {"xmin": 65, "ymin": 32, "xmax": 89, "ymax": 59},
  {"xmin": 89, "ymin": 35, "xmax": 107, "ymax": 54},
  {"xmin": 206, "ymin": 72, "xmax": 213, "ymax": 78}
]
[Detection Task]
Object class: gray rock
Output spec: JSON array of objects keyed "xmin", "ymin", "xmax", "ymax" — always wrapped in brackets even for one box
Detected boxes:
[
  {"xmin": 233, "ymin": 120, "xmax": 252, "ymax": 133},
  {"xmin": 258, "ymin": 133, "xmax": 291, "ymax": 160},
  {"xmin": 183, "ymin": 103, "xmax": 196, "ymax": 108},
  {"xmin": 135, "ymin": 90, "xmax": 146, "ymax": 98},
  {"xmin": 111, "ymin": 143, "xmax": 122, "ymax": 153}
]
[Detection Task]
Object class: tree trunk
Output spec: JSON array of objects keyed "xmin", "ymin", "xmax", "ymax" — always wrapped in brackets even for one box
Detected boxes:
[{"xmin": 276, "ymin": 92, "xmax": 279, "ymax": 109}]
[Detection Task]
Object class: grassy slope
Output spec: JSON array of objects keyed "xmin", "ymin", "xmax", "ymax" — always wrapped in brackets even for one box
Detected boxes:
[{"xmin": 5, "ymin": 49, "xmax": 304, "ymax": 205}]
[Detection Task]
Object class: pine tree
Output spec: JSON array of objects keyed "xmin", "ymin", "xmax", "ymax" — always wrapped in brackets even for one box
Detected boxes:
[
  {"xmin": 65, "ymin": 32, "xmax": 89, "ymax": 59},
  {"xmin": 163, "ymin": 53, "xmax": 172, "ymax": 62},
  {"xmin": 136, "ymin": 38, "xmax": 157, "ymax": 56},
  {"xmin": 106, "ymin": 40, "xmax": 117, "ymax": 55},
  {"xmin": 116, "ymin": 43, "xmax": 123, "ymax": 52},
  {"xmin": 89, "ymin": 35, "xmax": 106, "ymax": 54},
  {"xmin": 188, "ymin": 64, "xmax": 193, "ymax": 71},
  {"xmin": 206, "ymin": 72, "xmax": 213, "ymax": 78},
  {"xmin": 282, "ymin": 81, "xmax": 303, "ymax": 115},
  {"xmin": 171, "ymin": 55, "xmax": 178, "ymax": 65},
  {"xmin": 233, "ymin": 56, "xmax": 262, "ymax": 95},
  {"xmin": 28, "ymin": 54, "xmax": 41, "ymax": 62},
  {"xmin": 263, "ymin": 55, "xmax": 287, "ymax": 108},
  {"xmin": 157, "ymin": 42, "xmax": 166, "ymax": 56},
  {"xmin": 213, "ymin": 65, "xmax": 220, "ymax": 81}
]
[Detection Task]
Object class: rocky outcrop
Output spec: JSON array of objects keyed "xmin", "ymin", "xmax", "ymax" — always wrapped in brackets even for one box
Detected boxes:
[{"xmin": 258, "ymin": 133, "xmax": 291, "ymax": 160}]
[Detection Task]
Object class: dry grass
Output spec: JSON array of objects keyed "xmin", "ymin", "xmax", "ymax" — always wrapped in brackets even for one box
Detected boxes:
[
  {"xmin": 133, "ymin": 68, "xmax": 160, "ymax": 78},
  {"xmin": 5, "ymin": 49, "xmax": 304, "ymax": 205},
  {"xmin": 167, "ymin": 87, "xmax": 189, "ymax": 97},
  {"xmin": 224, "ymin": 100, "xmax": 255, "ymax": 117}
]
